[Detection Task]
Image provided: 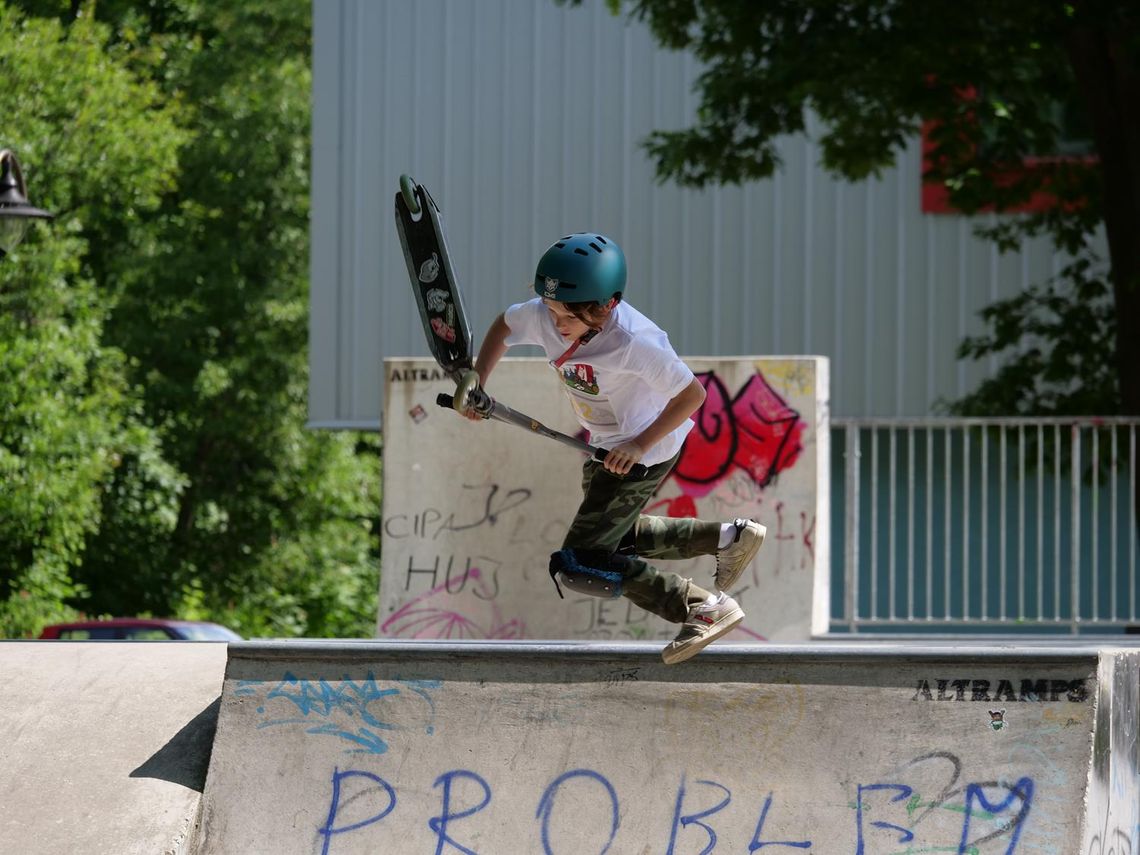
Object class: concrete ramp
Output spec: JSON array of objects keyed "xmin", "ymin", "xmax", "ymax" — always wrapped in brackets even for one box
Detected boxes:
[
  {"xmin": 0, "ymin": 641, "xmax": 227, "ymax": 855},
  {"xmin": 193, "ymin": 640, "xmax": 1138, "ymax": 853}
]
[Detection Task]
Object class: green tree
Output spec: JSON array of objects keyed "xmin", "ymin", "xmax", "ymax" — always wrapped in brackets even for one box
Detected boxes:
[
  {"xmin": 585, "ymin": 0, "xmax": 1137, "ymax": 418},
  {"xmin": 11, "ymin": 0, "xmax": 381, "ymax": 638},
  {"xmin": 0, "ymin": 4, "xmax": 184, "ymax": 636},
  {"xmin": 77, "ymin": 0, "xmax": 380, "ymax": 638}
]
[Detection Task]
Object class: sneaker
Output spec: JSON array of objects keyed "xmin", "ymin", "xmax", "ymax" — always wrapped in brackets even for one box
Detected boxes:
[
  {"xmin": 715, "ymin": 518, "xmax": 766, "ymax": 591},
  {"xmin": 661, "ymin": 592, "xmax": 744, "ymax": 665}
]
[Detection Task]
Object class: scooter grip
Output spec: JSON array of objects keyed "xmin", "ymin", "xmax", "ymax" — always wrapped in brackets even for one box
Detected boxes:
[
  {"xmin": 593, "ymin": 448, "xmax": 649, "ymax": 479},
  {"xmin": 437, "ymin": 393, "xmax": 454, "ymax": 408}
]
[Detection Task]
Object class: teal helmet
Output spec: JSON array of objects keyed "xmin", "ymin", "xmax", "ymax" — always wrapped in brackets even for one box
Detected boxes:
[{"xmin": 534, "ymin": 232, "xmax": 626, "ymax": 304}]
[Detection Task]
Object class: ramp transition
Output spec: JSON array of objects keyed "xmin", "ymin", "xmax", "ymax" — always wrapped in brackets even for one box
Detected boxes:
[{"xmin": 193, "ymin": 640, "xmax": 1139, "ymax": 854}]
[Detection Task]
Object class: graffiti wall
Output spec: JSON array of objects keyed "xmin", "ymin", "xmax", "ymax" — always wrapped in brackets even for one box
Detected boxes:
[
  {"xmin": 379, "ymin": 357, "xmax": 829, "ymax": 641},
  {"xmin": 193, "ymin": 644, "xmax": 1103, "ymax": 854}
]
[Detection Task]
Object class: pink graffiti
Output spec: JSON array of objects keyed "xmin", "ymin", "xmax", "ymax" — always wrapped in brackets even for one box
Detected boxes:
[
  {"xmin": 380, "ymin": 567, "xmax": 526, "ymax": 639},
  {"xmin": 652, "ymin": 371, "xmax": 805, "ymax": 517}
]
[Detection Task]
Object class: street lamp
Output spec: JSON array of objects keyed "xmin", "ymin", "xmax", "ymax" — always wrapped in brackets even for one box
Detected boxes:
[{"xmin": 0, "ymin": 149, "xmax": 54, "ymax": 258}]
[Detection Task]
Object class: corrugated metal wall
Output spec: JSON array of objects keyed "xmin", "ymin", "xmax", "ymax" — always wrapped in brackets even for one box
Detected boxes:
[{"xmin": 310, "ymin": 0, "xmax": 1081, "ymax": 428}]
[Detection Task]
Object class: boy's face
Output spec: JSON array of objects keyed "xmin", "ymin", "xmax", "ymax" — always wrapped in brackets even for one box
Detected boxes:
[{"xmin": 543, "ymin": 299, "xmax": 593, "ymax": 340}]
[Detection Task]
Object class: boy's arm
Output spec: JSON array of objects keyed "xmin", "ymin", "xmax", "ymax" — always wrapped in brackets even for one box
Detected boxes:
[
  {"xmin": 460, "ymin": 312, "xmax": 512, "ymax": 421},
  {"xmin": 604, "ymin": 377, "xmax": 706, "ymax": 475},
  {"xmin": 474, "ymin": 312, "xmax": 511, "ymax": 386}
]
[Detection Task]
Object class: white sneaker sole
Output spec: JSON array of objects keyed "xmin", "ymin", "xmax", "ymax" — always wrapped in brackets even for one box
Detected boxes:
[
  {"xmin": 715, "ymin": 523, "xmax": 766, "ymax": 591},
  {"xmin": 661, "ymin": 607, "xmax": 745, "ymax": 665}
]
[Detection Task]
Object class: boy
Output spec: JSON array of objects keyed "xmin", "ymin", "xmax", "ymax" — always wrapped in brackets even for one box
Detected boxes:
[{"xmin": 462, "ymin": 232, "xmax": 765, "ymax": 663}]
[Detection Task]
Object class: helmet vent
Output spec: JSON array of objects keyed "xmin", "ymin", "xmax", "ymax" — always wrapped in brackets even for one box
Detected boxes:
[
  {"xmin": 574, "ymin": 248, "xmax": 589, "ymax": 256},
  {"xmin": 589, "ymin": 242, "xmax": 602, "ymax": 253},
  {"xmin": 555, "ymin": 242, "xmax": 566, "ymax": 249},
  {"xmin": 595, "ymin": 236, "xmax": 608, "ymax": 244}
]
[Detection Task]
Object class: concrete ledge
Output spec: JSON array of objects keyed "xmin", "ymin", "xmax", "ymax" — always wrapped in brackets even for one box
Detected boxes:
[
  {"xmin": 227, "ymin": 636, "xmax": 1126, "ymax": 663},
  {"xmin": 196, "ymin": 639, "xmax": 1138, "ymax": 853}
]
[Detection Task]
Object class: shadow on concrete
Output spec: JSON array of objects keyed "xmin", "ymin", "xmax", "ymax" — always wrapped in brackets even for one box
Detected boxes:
[{"xmin": 130, "ymin": 696, "xmax": 221, "ymax": 793}]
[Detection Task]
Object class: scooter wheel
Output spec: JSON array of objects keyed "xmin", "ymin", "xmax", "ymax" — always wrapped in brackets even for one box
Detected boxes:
[
  {"xmin": 399, "ymin": 174, "xmax": 420, "ymax": 216},
  {"xmin": 453, "ymin": 370, "xmax": 481, "ymax": 415}
]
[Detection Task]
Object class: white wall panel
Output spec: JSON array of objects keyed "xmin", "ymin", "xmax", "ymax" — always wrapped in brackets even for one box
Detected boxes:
[
  {"xmin": 311, "ymin": 0, "xmax": 1089, "ymax": 427},
  {"xmin": 379, "ymin": 357, "xmax": 829, "ymax": 642}
]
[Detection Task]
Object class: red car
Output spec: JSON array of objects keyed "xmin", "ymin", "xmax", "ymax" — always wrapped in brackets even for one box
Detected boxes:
[{"xmin": 38, "ymin": 618, "xmax": 241, "ymax": 641}]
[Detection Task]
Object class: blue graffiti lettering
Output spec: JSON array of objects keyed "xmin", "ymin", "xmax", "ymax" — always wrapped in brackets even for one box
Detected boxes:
[
  {"xmin": 749, "ymin": 792, "xmax": 811, "ymax": 851},
  {"xmin": 318, "ymin": 768, "xmax": 396, "ymax": 855},
  {"xmin": 667, "ymin": 776, "xmax": 731, "ymax": 855},
  {"xmin": 535, "ymin": 769, "xmax": 619, "ymax": 855},
  {"xmin": 959, "ymin": 777, "xmax": 1034, "ymax": 854},
  {"xmin": 237, "ymin": 672, "xmax": 442, "ymax": 754},
  {"xmin": 310, "ymin": 767, "xmax": 1038, "ymax": 853},
  {"xmin": 429, "ymin": 769, "xmax": 491, "ymax": 855},
  {"xmin": 855, "ymin": 783, "xmax": 915, "ymax": 854}
]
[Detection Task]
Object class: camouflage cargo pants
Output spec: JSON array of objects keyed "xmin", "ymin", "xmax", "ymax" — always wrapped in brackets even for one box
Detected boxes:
[{"xmin": 562, "ymin": 453, "xmax": 720, "ymax": 623}]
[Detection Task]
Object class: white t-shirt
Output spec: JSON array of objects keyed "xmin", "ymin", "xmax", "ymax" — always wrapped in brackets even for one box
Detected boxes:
[{"xmin": 503, "ymin": 297, "xmax": 695, "ymax": 466}]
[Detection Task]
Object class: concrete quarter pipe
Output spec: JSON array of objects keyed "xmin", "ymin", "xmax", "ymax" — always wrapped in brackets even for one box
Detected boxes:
[{"xmin": 192, "ymin": 640, "xmax": 1139, "ymax": 854}]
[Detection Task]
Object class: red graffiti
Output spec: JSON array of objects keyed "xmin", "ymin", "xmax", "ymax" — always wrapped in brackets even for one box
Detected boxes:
[
  {"xmin": 673, "ymin": 371, "xmax": 805, "ymax": 498},
  {"xmin": 800, "ymin": 510, "xmax": 815, "ymax": 566},
  {"xmin": 644, "ymin": 494, "xmax": 698, "ymax": 518},
  {"xmin": 586, "ymin": 369, "xmax": 807, "ymax": 519}
]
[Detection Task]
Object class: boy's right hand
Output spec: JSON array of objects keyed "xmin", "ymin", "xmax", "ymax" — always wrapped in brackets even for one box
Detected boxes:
[{"xmin": 453, "ymin": 370, "xmax": 487, "ymax": 421}]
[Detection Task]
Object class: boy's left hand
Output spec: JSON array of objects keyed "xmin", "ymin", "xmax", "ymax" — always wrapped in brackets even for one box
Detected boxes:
[{"xmin": 603, "ymin": 441, "xmax": 645, "ymax": 476}]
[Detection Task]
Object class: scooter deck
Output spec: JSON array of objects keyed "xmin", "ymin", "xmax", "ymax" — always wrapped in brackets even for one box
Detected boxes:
[{"xmin": 394, "ymin": 178, "xmax": 474, "ymax": 381}]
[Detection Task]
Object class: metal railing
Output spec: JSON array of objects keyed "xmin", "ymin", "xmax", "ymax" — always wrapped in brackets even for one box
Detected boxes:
[{"xmin": 832, "ymin": 418, "xmax": 1140, "ymax": 635}]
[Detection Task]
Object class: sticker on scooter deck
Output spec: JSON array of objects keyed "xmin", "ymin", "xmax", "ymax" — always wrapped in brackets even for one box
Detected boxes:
[{"xmin": 394, "ymin": 177, "xmax": 474, "ymax": 381}]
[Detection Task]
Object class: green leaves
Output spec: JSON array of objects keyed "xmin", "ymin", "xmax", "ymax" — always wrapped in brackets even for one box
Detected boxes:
[
  {"xmin": 75, "ymin": 0, "xmax": 380, "ymax": 638},
  {"xmin": 1, "ymin": 0, "xmax": 380, "ymax": 638},
  {"xmin": 593, "ymin": 0, "xmax": 1134, "ymax": 417},
  {"xmin": 942, "ymin": 259, "xmax": 1118, "ymax": 415},
  {"xmin": 0, "ymin": 4, "xmax": 183, "ymax": 633}
]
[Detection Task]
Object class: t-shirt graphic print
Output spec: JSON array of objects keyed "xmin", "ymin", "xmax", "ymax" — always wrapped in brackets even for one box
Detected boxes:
[{"xmin": 561, "ymin": 363, "xmax": 599, "ymax": 396}]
